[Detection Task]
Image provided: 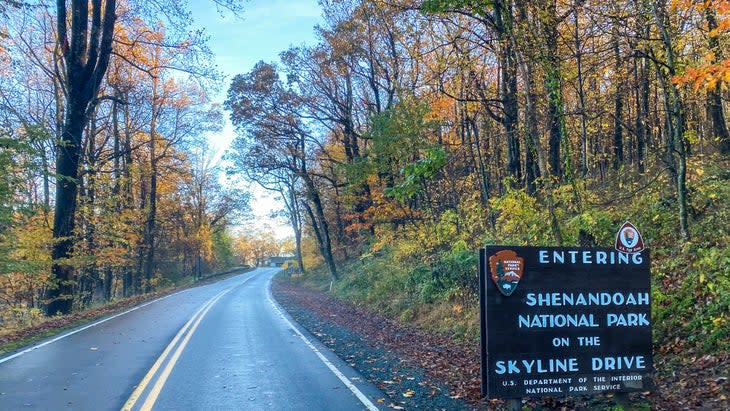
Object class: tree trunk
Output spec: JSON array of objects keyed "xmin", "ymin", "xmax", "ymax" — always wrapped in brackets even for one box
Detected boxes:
[
  {"xmin": 84, "ymin": 107, "xmax": 99, "ymax": 307},
  {"xmin": 634, "ymin": 38, "xmax": 649, "ymax": 174},
  {"xmin": 302, "ymin": 172, "xmax": 338, "ymax": 281},
  {"xmin": 705, "ymin": 8, "xmax": 730, "ymax": 155},
  {"xmin": 494, "ymin": 1, "xmax": 522, "ymax": 185},
  {"xmin": 574, "ymin": 9, "xmax": 589, "ymax": 176},
  {"xmin": 467, "ymin": 116, "xmax": 491, "ymax": 205},
  {"xmin": 46, "ymin": 0, "xmax": 117, "ymax": 316},
  {"xmin": 122, "ymin": 91, "xmax": 135, "ymax": 297},
  {"xmin": 652, "ymin": 0, "xmax": 690, "ymax": 240},
  {"xmin": 291, "ymin": 197, "xmax": 304, "ymax": 273},
  {"xmin": 612, "ymin": 22, "xmax": 624, "ymax": 170},
  {"xmin": 143, "ymin": 120, "xmax": 159, "ymax": 292},
  {"xmin": 46, "ymin": 101, "xmax": 85, "ymax": 315},
  {"xmin": 519, "ymin": 43, "xmax": 561, "ymax": 245},
  {"xmin": 543, "ymin": 4, "xmax": 564, "ymax": 180}
]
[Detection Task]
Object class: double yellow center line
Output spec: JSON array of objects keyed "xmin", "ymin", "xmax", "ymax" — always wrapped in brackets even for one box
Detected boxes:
[{"xmin": 122, "ymin": 275, "xmax": 254, "ymax": 411}]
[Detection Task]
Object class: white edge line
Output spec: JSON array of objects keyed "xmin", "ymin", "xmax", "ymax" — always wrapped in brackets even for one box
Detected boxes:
[
  {"xmin": 266, "ymin": 277, "xmax": 380, "ymax": 411},
  {"xmin": 0, "ymin": 290, "xmax": 188, "ymax": 365},
  {"xmin": 0, "ymin": 270, "xmax": 252, "ymax": 365}
]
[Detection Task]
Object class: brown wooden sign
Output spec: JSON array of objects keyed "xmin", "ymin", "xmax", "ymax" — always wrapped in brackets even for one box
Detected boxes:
[{"xmin": 479, "ymin": 246, "xmax": 653, "ymax": 399}]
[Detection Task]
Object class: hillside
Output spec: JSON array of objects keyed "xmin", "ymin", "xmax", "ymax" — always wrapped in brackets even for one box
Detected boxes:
[{"xmin": 278, "ymin": 157, "xmax": 729, "ymax": 409}]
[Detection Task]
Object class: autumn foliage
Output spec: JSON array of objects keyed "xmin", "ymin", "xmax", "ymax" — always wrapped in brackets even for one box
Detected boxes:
[
  {"xmin": 0, "ymin": 1, "xmax": 248, "ymax": 327},
  {"xmin": 223, "ymin": 0, "xmax": 729, "ymax": 380}
]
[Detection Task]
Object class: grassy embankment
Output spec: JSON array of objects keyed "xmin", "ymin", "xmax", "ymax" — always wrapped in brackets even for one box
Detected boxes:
[{"xmin": 291, "ymin": 157, "xmax": 729, "ymax": 367}]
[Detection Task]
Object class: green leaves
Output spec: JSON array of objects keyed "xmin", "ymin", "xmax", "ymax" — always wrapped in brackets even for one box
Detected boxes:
[
  {"xmin": 0, "ymin": 133, "xmax": 31, "ymax": 231},
  {"xmin": 361, "ymin": 96, "xmax": 445, "ymax": 203},
  {"xmin": 385, "ymin": 147, "xmax": 446, "ymax": 202},
  {"xmin": 420, "ymin": 0, "xmax": 493, "ymax": 17}
]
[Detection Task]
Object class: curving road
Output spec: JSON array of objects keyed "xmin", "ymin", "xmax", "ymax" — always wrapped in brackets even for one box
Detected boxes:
[{"xmin": 0, "ymin": 268, "xmax": 384, "ymax": 410}]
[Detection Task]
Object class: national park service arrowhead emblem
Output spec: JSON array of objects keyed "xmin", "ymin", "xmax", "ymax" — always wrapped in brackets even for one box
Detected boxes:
[
  {"xmin": 615, "ymin": 221, "xmax": 645, "ymax": 254},
  {"xmin": 489, "ymin": 250, "xmax": 524, "ymax": 296}
]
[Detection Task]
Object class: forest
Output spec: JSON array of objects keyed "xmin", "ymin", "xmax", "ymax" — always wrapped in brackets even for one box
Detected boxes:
[
  {"xmin": 0, "ymin": 0, "xmax": 255, "ymax": 324},
  {"xmin": 225, "ymin": 0, "xmax": 728, "ymax": 357},
  {"xmin": 1, "ymin": 0, "xmax": 728, "ymax": 372}
]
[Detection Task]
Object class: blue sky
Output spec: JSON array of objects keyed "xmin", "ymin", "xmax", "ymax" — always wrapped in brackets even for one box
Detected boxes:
[
  {"xmin": 190, "ymin": 0, "xmax": 322, "ymax": 82},
  {"xmin": 189, "ymin": 0, "xmax": 324, "ymax": 237}
]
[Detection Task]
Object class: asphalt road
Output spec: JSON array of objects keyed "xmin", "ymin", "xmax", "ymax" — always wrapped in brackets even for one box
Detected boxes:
[{"xmin": 0, "ymin": 268, "xmax": 385, "ymax": 410}]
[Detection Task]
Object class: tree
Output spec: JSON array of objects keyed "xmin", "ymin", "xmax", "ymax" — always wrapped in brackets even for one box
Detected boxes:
[
  {"xmin": 45, "ymin": 0, "xmax": 246, "ymax": 314},
  {"xmin": 226, "ymin": 62, "xmax": 339, "ymax": 281},
  {"xmin": 47, "ymin": 0, "xmax": 117, "ymax": 315}
]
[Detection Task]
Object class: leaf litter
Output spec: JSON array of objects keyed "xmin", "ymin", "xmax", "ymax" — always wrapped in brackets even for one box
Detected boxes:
[{"xmin": 273, "ymin": 279, "xmax": 729, "ymax": 410}]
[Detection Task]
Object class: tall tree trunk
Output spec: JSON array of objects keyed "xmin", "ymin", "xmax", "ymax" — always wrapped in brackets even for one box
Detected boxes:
[
  {"xmin": 574, "ymin": 8, "xmax": 589, "ymax": 176},
  {"xmin": 47, "ymin": 102, "xmax": 85, "ymax": 315},
  {"xmin": 84, "ymin": 107, "xmax": 99, "ymax": 307},
  {"xmin": 285, "ymin": 185, "xmax": 305, "ymax": 273},
  {"xmin": 612, "ymin": 21, "xmax": 624, "ymax": 170},
  {"xmin": 301, "ymin": 172, "xmax": 338, "ymax": 281},
  {"xmin": 46, "ymin": 0, "xmax": 117, "ymax": 315},
  {"xmin": 543, "ymin": 2, "xmax": 564, "ymax": 180},
  {"xmin": 634, "ymin": 26, "xmax": 649, "ymax": 174},
  {"xmin": 494, "ymin": 1, "xmax": 522, "ymax": 184},
  {"xmin": 652, "ymin": 0, "xmax": 690, "ymax": 240},
  {"xmin": 106, "ymin": 90, "xmax": 122, "ymax": 301},
  {"xmin": 135, "ymin": 167, "xmax": 148, "ymax": 295},
  {"xmin": 517, "ymin": 40, "xmax": 562, "ymax": 245},
  {"xmin": 467, "ymin": 116, "xmax": 491, "ymax": 205},
  {"xmin": 705, "ymin": 8, "xmax": 730, "ymax": 155},
  {"xmin": 143, "ymin": 89, "xmax": 159, "ymax": 293},
  {"xmin": 521, "ymin": 59, "xmax": 542, "ymax": 196},
  {"xmin": 122, "ymin": 91, "xmax": 135, "ymax": 297}
]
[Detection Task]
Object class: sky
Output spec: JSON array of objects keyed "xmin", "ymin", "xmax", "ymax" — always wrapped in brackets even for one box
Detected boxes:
[{"xmin": 188, "ymin": 0, "xmax": 324, "ymax": 238}]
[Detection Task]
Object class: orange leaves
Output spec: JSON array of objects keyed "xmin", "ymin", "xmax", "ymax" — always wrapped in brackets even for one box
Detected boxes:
[
  {"xmin": 669, "ymin": 0, "xmax": 730, "ymax": 90},
  {"xmin": 424, "ymin": 95, "xmax": 454, "ymax": 122},
  {"xmin": 672, "ymin": 0, "xmax": 730, "ymax": 15},
  {"xmin": 361, "ymin": 186, "xmax": 420, "ymax": 227},
  {"xmin": 673, "ymin": 59, "xmax": 730, "ymax": 90}
]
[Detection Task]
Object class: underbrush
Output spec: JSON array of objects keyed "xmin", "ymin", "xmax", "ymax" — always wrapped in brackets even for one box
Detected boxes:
[
  {"xmin": 292, "ymin": 158, "xmax": 729, "ymax": 356},
  {"xmin": 650, "ymin": 161, "xmax": 730, "ymax": 354}
]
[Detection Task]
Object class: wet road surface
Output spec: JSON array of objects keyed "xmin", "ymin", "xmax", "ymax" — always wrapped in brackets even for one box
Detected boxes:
[{"xmin": 0, "ymin": 268, "xmax": 383, "ymax": 410}]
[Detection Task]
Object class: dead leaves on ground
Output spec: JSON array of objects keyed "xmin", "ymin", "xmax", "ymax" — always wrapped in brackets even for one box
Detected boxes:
[{"xmin": 273, "ymin": 280, "xmax": 730, "ymax": 410}]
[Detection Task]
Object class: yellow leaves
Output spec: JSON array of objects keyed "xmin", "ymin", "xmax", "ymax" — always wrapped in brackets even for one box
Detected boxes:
[
  {"xmin": 670, "ymin": 0, "xmax": 696, "ymax": 12},
  {"xmin": 424, "ymin": 95, "xmax": 454, "ymax": 122},
  {"xmin": 8, "ymin": 214, "xmax": 53, "ymax": 266},
  {"xmin": 673, "ymin": 60, "xmax": 730, "ymax": 91}
]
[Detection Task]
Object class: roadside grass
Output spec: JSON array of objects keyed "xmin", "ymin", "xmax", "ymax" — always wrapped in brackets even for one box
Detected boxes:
[
  {"xmin": 289, "ymin": 158, "xmax": 729, "ymax": 358},
  {"xmin": 0, "ymin": 267, "xmax": 251, "ymax": 357},
  {"xmin": 288, "ymin": 243, "xmax": 482, "ymax": 344},
  {"xmin": 280, "ymin": 159, "xmax": 728, "ymax": 411},
  {"xmin": 0, "ymin": 290, "xmax": 172, "ymax": 356}
]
